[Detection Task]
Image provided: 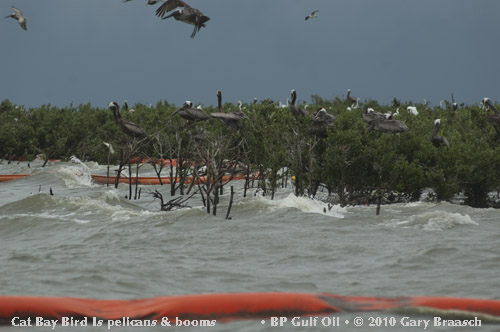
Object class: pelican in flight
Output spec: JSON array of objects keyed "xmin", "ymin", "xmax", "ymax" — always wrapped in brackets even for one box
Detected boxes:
[
  {"xmin": 431, "ymin": 119, "xmax": 450, "ymax": 149},
  {"xmin": 109, "ymin": 102, "xmax": 148, "ymax": 139},
  {"xmin": 210, "ymin": 90, "xmax": 247, "ymax": 129},
  {"xmin": 290, "ymin": 89, "xmax": 309, "ymax": 117},
  {"xmin": 305, "ymin": 10, "xmax": 319, "ymax": 21},
  {"xmin": 171, "ymin": 101, "xmax": 210, "ymax": 123},
  {"xmin": 310, "ymin": 108, "xmax": 335, "ymax": 138},
  {"xmin": 5, "ymin": 6, "xmax": 27, "ymax": 31},
  {"xmin": 155, "ymin": 0, "xmax": 210, "ymax": 38}
]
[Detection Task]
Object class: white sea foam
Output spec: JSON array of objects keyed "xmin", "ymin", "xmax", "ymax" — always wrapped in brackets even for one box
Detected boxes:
[
  {"xmin": 384, "ymin": 210, "xmax": 477, "ymax": 231},
  {"xmin": 257, "ymin": 193, "xmax": 347, "ymax": 218}
]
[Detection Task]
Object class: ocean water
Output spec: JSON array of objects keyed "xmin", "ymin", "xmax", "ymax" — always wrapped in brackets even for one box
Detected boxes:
[{"xmin": 1, "ymin": 159, "xmax": 499, "ymax": 331}]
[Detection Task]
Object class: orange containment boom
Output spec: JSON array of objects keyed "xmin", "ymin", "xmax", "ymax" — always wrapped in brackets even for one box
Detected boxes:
[
  {"xmin": 90, "ymin": 174, "xmax": 251, "ymax": 185},
  {"xmin": 0, "ymin": 174, "xmax": 31, "ymax": 183},
  {"xmin": 1, "ymin": 293, "xmax": 500, "ymax": 325}
]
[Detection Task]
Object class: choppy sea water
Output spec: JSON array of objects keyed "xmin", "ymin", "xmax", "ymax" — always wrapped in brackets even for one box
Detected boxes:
[{"xmin": 1, "ymin": 160, "xmax": 499, "ymax": 331}]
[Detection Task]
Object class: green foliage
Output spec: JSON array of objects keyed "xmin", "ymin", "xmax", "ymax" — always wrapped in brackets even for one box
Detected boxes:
[{"xmin": 1, "ymin": 97, "xmax": 500, "ymax": 208}]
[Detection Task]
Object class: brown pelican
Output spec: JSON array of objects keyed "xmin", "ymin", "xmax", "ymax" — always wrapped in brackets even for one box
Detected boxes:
[
  {"xmin": 5, "ymin": 6, "xmax": 27, "ymax": 31},
  {"xmin": 451, "ymin": 93, "xmax": 458, "ymax": 111},
  {"xmin": 362, "ymin": 108, "xmax": 384, "ymax": 123},
  {"xmin": 482, "ymin": 98, "xmax": 498, "ymax": 113},
  {"xmin": 366, "ymin": 113, "xmax": 409, "ymax": 133},
  {"xmin": 290, "ymin": 89, "xmax": 309, "ymax": 117},
  {"xmin": 310, "ymin": 108, "xmax": 335, "ymax": 138},
  {"xmin": 155, "ymin": 0, "xmax": 210, "ymax": 38},
  {"xmin": 346, "ymin": 89, "xmax": 358, "ymax": 105},
  {"xmin": 109, "ymin": 101, "xmax": 148, "ymax": 138},
  {"xmin": 123, "ymin": 100, "xmax": 135, "ymax": 113},
  {"xmin": 171, "ymin": 101, "xmax": 210, "ymax": 122},
  {"xmin": 305, "ymin": 10, "xmax": 319, "ymax": 21},
  {"xmin": 210, "ymin": 90, "xmax": 247, "ymax": 129},
  {"xmin": 483, "ymin": 98, "xmax": 500, "ymax": 125},
  {"xmin": 431, "ymin": 119, "xmax": 450, "ymax": 149}
]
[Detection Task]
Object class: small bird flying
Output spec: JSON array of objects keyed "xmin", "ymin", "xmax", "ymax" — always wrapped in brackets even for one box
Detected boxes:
[
  {"xmin": 5, "ymin": 6, "xmax": 27, "ymax": 31},
  {"xmin": 305, "ymin": 10, "xmax": 319, "ymax": 21}
]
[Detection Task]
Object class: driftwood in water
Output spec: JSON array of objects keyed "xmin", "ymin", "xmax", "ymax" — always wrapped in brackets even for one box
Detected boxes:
[{"xmin": 152, "ymin": 190, "xmax": 196, "ymax": 212}]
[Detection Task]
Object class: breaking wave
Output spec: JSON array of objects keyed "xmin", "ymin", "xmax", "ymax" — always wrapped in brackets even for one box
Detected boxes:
[{"xmin": 383, "ymin": 210, "xmax": 477, "ymax": 231}]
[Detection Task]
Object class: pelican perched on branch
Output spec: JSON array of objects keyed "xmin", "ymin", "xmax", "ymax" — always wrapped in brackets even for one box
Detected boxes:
[
  {"xmin": 290, "ymin": 89, "xmax": 309, "ymax": 117},
  {"xmin": 407, "ymin": 106, "xmax": 418, "ymax": 116},
  {"xmin": 5, "ymin": 6, "xmax": 27, "ymax": 31},
  {"xmin": 431, "ymin": 119, "xmax": 450, "ymax": 149},
  {"xmin": 483, "ymin": 98, "xmax": 500, "ymax": 125},
  {"xmin": 109, "ymin": 102, "xmax": 148, "ymax": 139},
  {"xmin": 171, "ymin": 101, "xmax": 210, "ymax": 123},
  {"xmin": 362, "ymin": 108, "xmax": 384, "ymax": 123},
  {"xmin": 346, "ymin": 89, "xmax": 358, "ymax": 106},
  {"xmin": 366, "ymin": 113, "xmax": 409, "ymax": 133},
  {"xmin": 155, "ymin": 0, "xmax": 209, "ymax": 38},
  {"xmin": 210, "ymin": 90, "xmax": 247, "ymax": 129},
  {"xmin": 310, "ymin": 108, "xmax": 335, "ymax": 138},
  {"xmin": 451, "ymin": 93, "xmax": 458, "ymax": 111}
]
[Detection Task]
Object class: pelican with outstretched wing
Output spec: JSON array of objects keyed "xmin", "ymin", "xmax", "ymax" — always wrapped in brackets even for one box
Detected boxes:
[{"xmin": 155, "ymin": 0, "xmax": 210, "ymax": 38}]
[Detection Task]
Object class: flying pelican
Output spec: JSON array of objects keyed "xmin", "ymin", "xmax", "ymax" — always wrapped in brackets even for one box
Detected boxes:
[
  {"xmin": 155, "ymin": 0, "xmax": 210, "ymax": 38},
  {"xmin": 109, "ymin": 102, "xmax": 148, "ymax": 138},
  {"xmin": 5, "ymin": 6, "xmax": 27, "ymax": 31},
  {"xmin": 431, "ymin": 119, "xmax": 450, "ymax": 149},
  {"xmin": 171, "ymin": 101, "xmax": 210, "ymax": 122},
  {"xmin": 451, "ymin": 93, "xmax": 458, "ymax": 111},
  {"xmin": 290, "ymin": 89, "xmax": 309, "ymax": 117},
  {"xmin": 210, "ymin": 90, "xmax": 247, "ymax": 129},
  {"xmin": 305, "ymin": 10, "xmax": 319, "ymax": 21},
  {"xmin": 310, "ymin": 108, "xmax": 335, "ymax": 138}
]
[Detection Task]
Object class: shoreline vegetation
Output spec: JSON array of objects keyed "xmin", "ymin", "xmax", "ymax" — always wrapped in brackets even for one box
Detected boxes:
[{"xmin": 2, "ymin": 95, "xmax": 500, "ymax": 211}]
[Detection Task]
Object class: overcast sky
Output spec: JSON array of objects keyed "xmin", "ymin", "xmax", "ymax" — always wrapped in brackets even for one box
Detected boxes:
[{"xmin": 1, "ymin": 0, "xmax": 499, "ymax": 109}]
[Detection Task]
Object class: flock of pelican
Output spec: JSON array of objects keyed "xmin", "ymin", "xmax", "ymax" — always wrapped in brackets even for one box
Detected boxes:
[
  {"xmin": 6, "ymin": 3, "xmax": 497, "ymax": 151},
  {"xmin": 107, "ymin": 89, "xmax": 500, "ymax": 152},
  {"xmin": 5, "ymin": 0, "xmax": 319, "ymax": 36}
]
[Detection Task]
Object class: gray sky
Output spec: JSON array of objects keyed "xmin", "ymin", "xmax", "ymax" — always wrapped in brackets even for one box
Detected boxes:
[{"xmin": 1, "ymin": 0, "xmax": 499, "ymax": 109}]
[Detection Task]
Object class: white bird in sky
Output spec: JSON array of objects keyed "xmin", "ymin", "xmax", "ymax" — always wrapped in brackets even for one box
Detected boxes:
[
  {"xmin": 5, "ymin": 6, "xmax": 27, "ymax": 31},
  {"xmin": 305, "ymin": 10, "xmax": 319, "ymax": 21}
]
